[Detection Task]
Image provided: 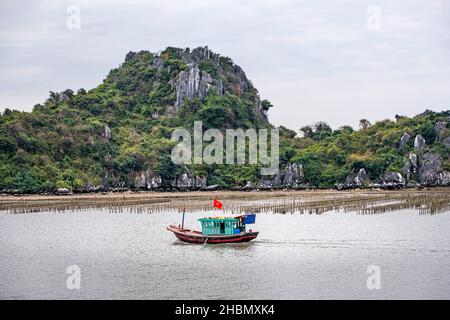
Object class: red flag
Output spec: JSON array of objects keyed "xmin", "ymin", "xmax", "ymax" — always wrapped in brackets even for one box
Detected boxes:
[{"xmin": 213, "ymin": 199, "xmax": 223, "ymax": 210}]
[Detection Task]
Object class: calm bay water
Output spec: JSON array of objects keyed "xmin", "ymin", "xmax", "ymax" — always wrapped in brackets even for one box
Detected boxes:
[{"xmin": 1, "ymin": 208, "xmax": 450, "ymax": 299}]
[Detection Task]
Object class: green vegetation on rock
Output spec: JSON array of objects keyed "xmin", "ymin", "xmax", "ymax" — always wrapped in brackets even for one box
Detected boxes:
[{"xmin": 0, "ymin": 46, "xmax": 449, "ymax": 193}]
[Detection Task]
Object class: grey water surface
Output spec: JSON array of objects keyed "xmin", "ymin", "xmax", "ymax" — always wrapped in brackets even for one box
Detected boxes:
[{"xmin": 1, "ymin": 208, "xmax": 449, "ymax": 299}]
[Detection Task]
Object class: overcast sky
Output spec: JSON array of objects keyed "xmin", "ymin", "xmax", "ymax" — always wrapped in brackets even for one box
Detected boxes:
[{"xmin": 1, "ymin": 0, "xmax": 449, "ymax": 129}]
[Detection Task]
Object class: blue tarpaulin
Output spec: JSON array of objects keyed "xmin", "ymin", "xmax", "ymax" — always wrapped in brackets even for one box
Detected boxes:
[{"xmin": 244, "ymin": 214, "xmax": 256, "ymax": 224}]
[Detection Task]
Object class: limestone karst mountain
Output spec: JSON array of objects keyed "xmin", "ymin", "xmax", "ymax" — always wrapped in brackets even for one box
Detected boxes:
[{"xmin": 0, "ymin": 46, "xmax": 449, "ymax": 193}]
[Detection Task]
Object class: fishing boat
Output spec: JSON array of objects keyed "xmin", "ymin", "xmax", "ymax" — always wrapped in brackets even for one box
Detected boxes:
[{"xmin": 167, "ymin": 214, "xmax": 259, "ymax": 244}]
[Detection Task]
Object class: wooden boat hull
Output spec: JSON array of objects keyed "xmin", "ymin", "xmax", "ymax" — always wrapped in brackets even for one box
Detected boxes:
[{"xmin": 167, "ymin": 225, "xmax": 258, "ymax": 244}]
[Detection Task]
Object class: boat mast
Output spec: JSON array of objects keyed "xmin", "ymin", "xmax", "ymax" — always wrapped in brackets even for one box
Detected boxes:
[{"xmin": 181, "ymin": 207, "xmax": 186, "ymax": 229}]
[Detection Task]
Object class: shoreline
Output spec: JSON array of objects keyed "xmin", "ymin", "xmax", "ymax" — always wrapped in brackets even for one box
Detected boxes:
[
  {"xmin": 0, "ymin": 186, "xmax": 445, "ymax": 200},
  {"xmin": 1, "ymin": 188, "xmax": 450, "ymax": 215}
]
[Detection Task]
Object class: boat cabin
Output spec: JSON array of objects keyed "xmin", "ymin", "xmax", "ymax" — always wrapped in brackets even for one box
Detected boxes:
[{"xmin": 198, "ymin": 214, "xmax": 255, "ymax": 236}]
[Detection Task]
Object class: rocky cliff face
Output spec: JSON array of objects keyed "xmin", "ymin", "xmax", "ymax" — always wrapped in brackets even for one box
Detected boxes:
[
  {"xmin": 403, "ymin": 152, "xmax": 418, "ymax": 181},
  {"xmin": 399, "ymin": 132, "xmax": 410, "ymax": 149},
  {"xmin": 337, "ymin": 129, "xmax": 450, "ymax": 190},
  {"xmin": 419, "ymin": 153, "xmax": 450, "ymax": 186},
  {"xmin": 414, "ymin": 134, "xmax": 426, "ymax": 151},
  {"xmin": 100, "ymin": 124, "xmax": 112, "ymax": 142},
  {"xmin": 382, "ymin": 172, "xmax": 404, "ymax": 185},
  {"xmin": 134, "ymin": 170, "xmax": 162, "ymax": 190},
  {"xmin": 171, "ymin": 63, "xmax": 224, "ymax": 108},
  {"xmin": 257, "ymin": 163, "xmax": 304, "ymax": 189},
  {"xmin": 443, "ymin": 137, "xmax": 450, "ymax": 148},
  {"xmin": 172, "ymin": 166, "xmax": 206, "ymax": 190},
  {"xmin": 343, "ymin": 168, "xmax": 370, "ymax": 188}
]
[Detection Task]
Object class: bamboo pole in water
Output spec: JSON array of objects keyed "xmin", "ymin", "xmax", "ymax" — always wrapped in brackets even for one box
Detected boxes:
[{"xmin": 1, "ymin": 189, "xmax": 450, "ymax": 215}]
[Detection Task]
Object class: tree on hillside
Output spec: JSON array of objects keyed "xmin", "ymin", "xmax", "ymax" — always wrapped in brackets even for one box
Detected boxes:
[
  {"xmin": 300, "ymin": 125, "xmax": 314, "ymax": 139},
  {"xmin": 313, "ymin": 121, "xmax": 332, "ymax": 133},
  {"xmin": 299, "ymin": 122, "xmax": 332, "ymax": 140},
  {"xmin": 46, "ymin": 91, "xmax": 60, "ymax": 104},
  {"xmin": 359, "ymin": 119, "xmax": 371, "ymax": 129},
  {"xmin": 261, "ymin": 99, "xmax": 273, "ymax": 112}
]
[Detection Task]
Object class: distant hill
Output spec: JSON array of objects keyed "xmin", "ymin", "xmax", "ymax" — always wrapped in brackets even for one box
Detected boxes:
[
  {"xmin": 0, "ymin": 46, "xmax": 449, "ymax": 193},
  {"xmin": 290, "ymin": 110, "xmax": 450, "ymax": 189}
]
